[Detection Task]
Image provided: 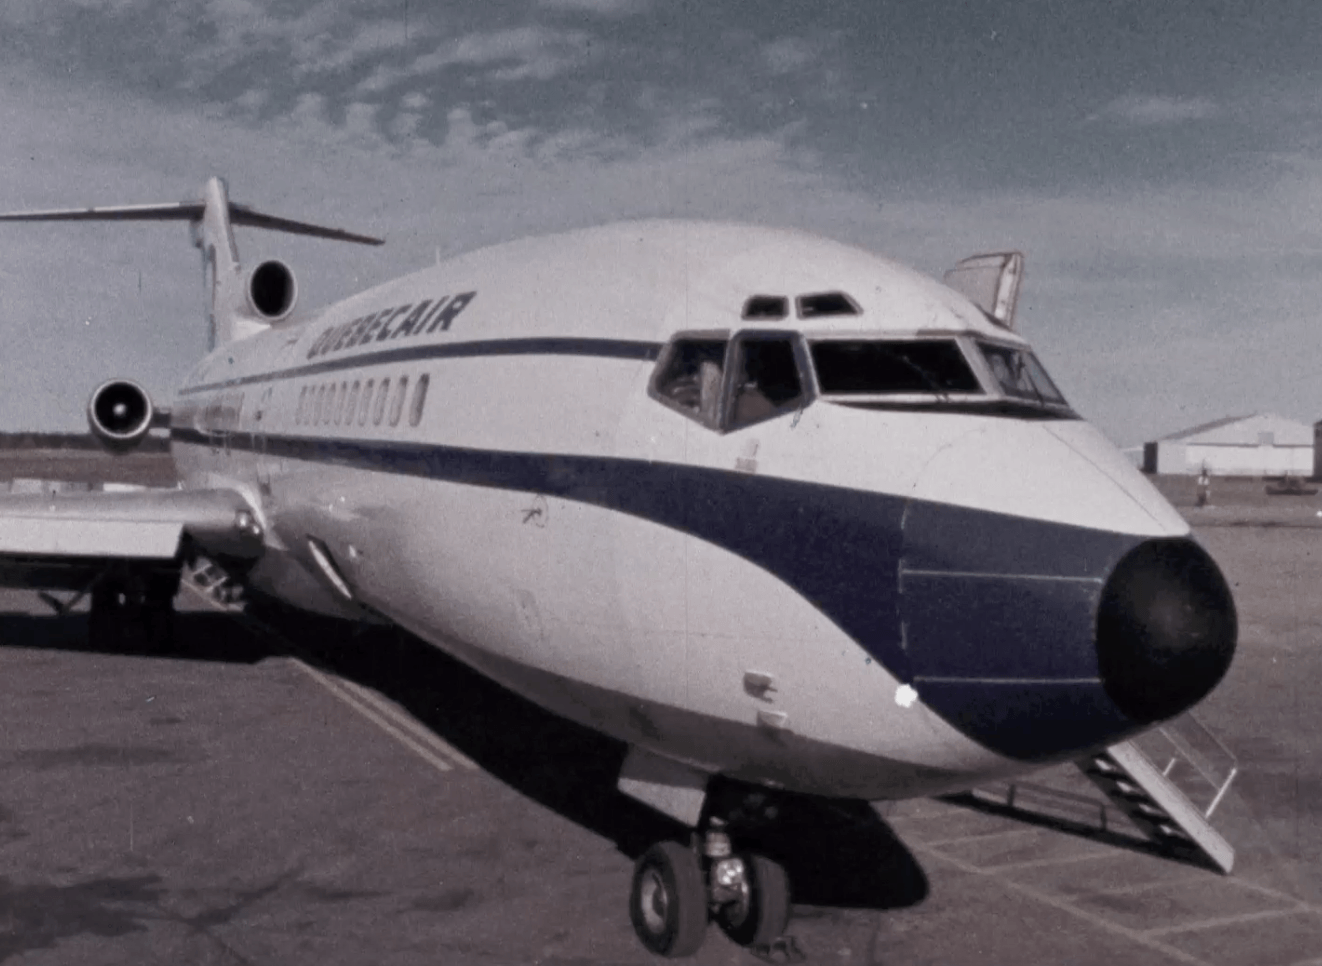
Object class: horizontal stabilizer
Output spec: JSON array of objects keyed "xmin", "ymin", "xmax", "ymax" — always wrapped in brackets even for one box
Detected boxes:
[{"xmin": 0, "ymin": 198, "xmax": 383, "ymax": 246}]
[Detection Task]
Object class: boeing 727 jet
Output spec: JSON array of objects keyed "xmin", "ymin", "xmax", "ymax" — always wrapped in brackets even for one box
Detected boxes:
[{"xmin": 0, "ymin": 179, "xmax": 1237, "ymax": 956}]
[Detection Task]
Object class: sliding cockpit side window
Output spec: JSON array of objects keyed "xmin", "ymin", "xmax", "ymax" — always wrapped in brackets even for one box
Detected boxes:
[
  {"xmin": 650, "ymin": 334, "xmax": 730, "ymax": 429},
  {"xmin": 650, "ymin": 330, "xmax": 809, "ymax": 432},
  {"xmin": 726, "ymin": 332, "xmax": 806, "ymax": 432},
  {"xmin": 811, "ymin": 340, "xmax": 982, "ymax": 396},
  {"xmin": 975, "ymin": 341, "xmax": 1068, "ymax": 406}
]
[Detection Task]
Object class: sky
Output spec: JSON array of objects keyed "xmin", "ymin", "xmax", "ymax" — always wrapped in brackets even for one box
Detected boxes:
[{"xmin": 2, "ymin": 1, "xmax": 1322, "ymax": 445}]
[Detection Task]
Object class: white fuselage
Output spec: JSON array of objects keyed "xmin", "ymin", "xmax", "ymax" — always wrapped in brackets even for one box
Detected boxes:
[{"xmin": 167, "ymin": 221, "xmax": 1208, "ymax": 802}]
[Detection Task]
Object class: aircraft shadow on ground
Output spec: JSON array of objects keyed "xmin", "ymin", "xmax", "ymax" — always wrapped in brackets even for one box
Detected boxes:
[
  {"xmin": 1, "ymin": 604, "xmax": 928, "ymax": 913},
  {"xmin": 938, "ymin": 790, "xmax": 1223, "ymax": 873}
]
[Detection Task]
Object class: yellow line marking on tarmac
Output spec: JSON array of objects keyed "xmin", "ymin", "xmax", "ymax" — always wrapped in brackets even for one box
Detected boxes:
[
  {"xmin": 909, "ymin": 839, "xmax": 1214, "ymax": 966},
  {"xmin": 336, "ymin": 677, "xmax": 478, "ymax": 769},
  {"xmin": 287, "ymin": 659, "xmax": 453, "ymax": 774},
  {"xmin": 1142, "ymin": 906, "xmax": 1310, "ymax": 938},
  {"xmin": 971, "ymin": 847, "xmax": 1116, "ymax": 873},
  {"xmin": 1084, "ymin": 873, "xmax": 1235, "ymax": 898},
  {"xmin": 181, "ymin": 578, "xmax": 475, "ymax": 775},
  {"xmin": 1210, "ymin": 874, "xmax": 1322, "ymax": 917},
  {"xmin": 920, "ymin": 825, "xmax": 1042, "ymax": 848}
]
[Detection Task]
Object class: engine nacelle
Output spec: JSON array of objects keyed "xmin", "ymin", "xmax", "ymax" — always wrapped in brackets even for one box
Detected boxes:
[
  {"xmin": 87, "ymin": 379, "xmax": 154, "ymax": 453},
  {"xmin": 246, "ymin": 259, "xmax": 297, "ymax": 321}
]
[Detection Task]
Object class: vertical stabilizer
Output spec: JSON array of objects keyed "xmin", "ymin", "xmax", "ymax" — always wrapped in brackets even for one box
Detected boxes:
[
  {"xmin": 0, "ymin": 177, "xmax": 383, "ymax": 350},
  {"xmin": 195, "ymin": 177, "xmax": 262, "ymax": 348}
]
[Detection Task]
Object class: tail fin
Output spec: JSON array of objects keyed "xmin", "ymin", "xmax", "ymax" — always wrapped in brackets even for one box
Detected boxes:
[{"xmin": 0, "ymin": 176, "xmax": 383, "ymax": 348}]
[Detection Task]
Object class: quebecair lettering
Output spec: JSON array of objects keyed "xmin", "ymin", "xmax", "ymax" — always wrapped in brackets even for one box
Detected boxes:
[{"xmin": 306, "ymin": 291, "xmax": 477, "ymax": 360}]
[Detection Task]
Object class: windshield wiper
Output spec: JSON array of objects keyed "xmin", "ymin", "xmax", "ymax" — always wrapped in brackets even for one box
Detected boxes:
[{"xmin": 878, "ymin": 347, "xmax": 952, "ymax": 399}]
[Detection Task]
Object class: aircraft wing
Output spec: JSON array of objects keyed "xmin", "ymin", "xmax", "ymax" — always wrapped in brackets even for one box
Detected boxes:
[{"xmin": 0, "ymin": 487, "xmax": 263, "ymax": 590}]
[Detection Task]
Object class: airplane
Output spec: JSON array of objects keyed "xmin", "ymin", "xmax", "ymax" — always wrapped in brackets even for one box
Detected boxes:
[{"xmin": 0, "ymin": 178, "xmax": 1237, "ymax": 957}]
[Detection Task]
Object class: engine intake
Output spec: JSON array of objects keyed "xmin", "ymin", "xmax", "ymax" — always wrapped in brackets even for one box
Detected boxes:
[
  {"xmin": 87, "ymin": 379, "xmax": 154, "ymax": 452},
  {"xmin": 247, "ymin": 259, "xmax": 297, "ymax": 321}
]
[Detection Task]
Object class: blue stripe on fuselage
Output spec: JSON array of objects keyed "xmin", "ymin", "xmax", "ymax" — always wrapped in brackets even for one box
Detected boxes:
[
  {"xmin": 174, "ymin": 429, "xmax": 1147, "ymax": 759},
  {"xmin": 179, "ymin": 337, "xmax": 663, "ymax": 395}
]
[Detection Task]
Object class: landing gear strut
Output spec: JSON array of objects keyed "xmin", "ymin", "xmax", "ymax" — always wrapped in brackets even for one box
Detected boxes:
[{"xmin": 628, "ymin": 817, "xmax": 792, "ymax": 958}]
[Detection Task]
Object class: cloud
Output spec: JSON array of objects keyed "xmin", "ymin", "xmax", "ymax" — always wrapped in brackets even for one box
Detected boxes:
[
  {"xmin": 408, "ymin": 26, "xmax": 595, "ymax": 84},
  {"xmin": 537, "ymin": 0, "xmax": 650, "ymax": 14},
  {"xmin": 5, "ymin": 58, "xmax": 1322, "ymax": 448},
  {"xmin": 762, "ymin": 37, "xmax": 817, "ymax": 76},
  {"xmin": 1089, "ymin": 94, "xmax": 1221, "ymax": 126},
  {"xmin": 298, "ymin": 18, "xmax": 426, "ymax": 75}
]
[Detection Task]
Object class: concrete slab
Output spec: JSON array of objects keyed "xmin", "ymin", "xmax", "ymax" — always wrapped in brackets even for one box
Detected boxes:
[
  {"xmin": 1069, "ymin": 876, "xmax": 1295, "ymax": 933},
  {"xmin": 1166, "ymin": 911, "xmax": 1322, "ymax": 966}
]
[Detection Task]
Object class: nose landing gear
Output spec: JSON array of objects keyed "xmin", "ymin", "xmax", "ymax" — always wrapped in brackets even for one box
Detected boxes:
[
  {"xmin": 628, "ymin": 820, "xmax": 793, "ymax": 959},
  {"xmin": 629, "ymin": 841, "xmax": 709, "ymax": 958}
]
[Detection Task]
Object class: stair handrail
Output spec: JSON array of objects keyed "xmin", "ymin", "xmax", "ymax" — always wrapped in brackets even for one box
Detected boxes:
[{"xmin": 1155, "ymin": 713, "xmax": 1239, "ymax": 819}]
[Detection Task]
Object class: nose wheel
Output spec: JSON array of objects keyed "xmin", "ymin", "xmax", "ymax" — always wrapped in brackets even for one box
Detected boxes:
[
  {"xmin": 629, "ymin": 841, "xmax": 709, "ymax": 957},
  {"xmin": 714, "ymin": 852, "xmax": 791, "ymax": 948},
  {"xmin": 628, "ymin": 829, "xmax": 792, "ymax": 958}
]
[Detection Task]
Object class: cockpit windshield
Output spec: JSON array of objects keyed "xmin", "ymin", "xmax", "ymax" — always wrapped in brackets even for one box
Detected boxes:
[
  {"xmin": 975, "ymin": 341, "xmax": 1067, "ymax": 406},
  {"xmin": 810, "ymin": 340, "xmax": 982, "ymax": 395}
]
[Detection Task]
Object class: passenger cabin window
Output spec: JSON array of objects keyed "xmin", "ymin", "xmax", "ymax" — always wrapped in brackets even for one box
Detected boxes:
[
  {"xmin": 346, "ymin": 381, "xmax": 360, "ymax": 423},
  {"xmin": 359, "ymin": 379, "xmax": 374, "ymax": 425},
  {"xmin": 811, "ymin": 340, "xmax": 982, "ymax": 395},
  {"xmin": 388, "ymin": 376, "xmax": 409, "ymax": 427},
  {"xmin": 976, "ymin": 341, "xmax": 1068, "ymax": 406},
  {"xmin": 409, "ymin": 374, "xmax": 430, "ymax": 427},
  {"xmin": 372, "ymin": 378, "xmax": 390, "ymax": 426}
]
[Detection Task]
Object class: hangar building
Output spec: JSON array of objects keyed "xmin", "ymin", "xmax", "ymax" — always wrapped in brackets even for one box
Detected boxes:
[{"xmin": 1143, "ymin": 413, "xmax": 1314, "ymax": 476}]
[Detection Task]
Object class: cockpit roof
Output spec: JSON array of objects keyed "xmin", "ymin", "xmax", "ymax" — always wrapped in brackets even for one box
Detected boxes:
[{"xmin": 308, "ymin": 219, "xmax": 1026, "ymax": 349}]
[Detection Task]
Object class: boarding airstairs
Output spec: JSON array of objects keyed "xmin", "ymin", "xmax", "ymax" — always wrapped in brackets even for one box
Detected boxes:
[
  {"xmin": 1077, "ymin": 715, "xmax": 1238, "ymax": 873},
  {"xmin": 186, "ymin": 556, "xmax": 247, "ymax": 610},
  {"xmin": 969, "ymin": 714, "xmax": 1239, "ymax": 874}
]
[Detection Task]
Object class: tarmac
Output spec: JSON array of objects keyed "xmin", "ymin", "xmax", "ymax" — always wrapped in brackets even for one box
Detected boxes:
[{"xmin": 2, "ymin": 455, "xmax": 1322, "ymax": 965}]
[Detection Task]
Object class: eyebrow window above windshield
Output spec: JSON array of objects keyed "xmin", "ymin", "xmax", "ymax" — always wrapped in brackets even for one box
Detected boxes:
[
  {"xmin": 810, "ymin": 340, "xmax": 982, "ymax": 395},
  {"xmin": 976, "ymin": 341, "xmax": 1067, "ymax": 405}
]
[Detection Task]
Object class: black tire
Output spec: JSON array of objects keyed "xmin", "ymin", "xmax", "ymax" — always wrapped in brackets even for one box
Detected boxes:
[
  {"xmin": 629, "ymin": 841, "xmax": 709, "ymax": 958},
  {"xmin": 717, "ymin": 853, "xmax": 790, "ymax": 948}
]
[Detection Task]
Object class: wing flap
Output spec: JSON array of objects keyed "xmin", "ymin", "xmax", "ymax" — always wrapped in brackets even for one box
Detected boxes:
[
  {"xmin": 0, "ymin": 517, "xmax": 183, "ymax": 558},
  {"xmin": 0, "ymin": 488, "xmax": 263, "ymax": 578}
]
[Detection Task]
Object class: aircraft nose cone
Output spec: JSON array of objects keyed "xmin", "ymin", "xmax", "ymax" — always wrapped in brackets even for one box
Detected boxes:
[{"xmin": 1096, "ymin": 538, "xmax": 1236, "ymax": 724}]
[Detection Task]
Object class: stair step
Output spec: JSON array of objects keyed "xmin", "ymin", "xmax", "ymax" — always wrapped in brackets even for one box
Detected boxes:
[{"xmin": 1076, "ymin": 741, "xmax": 1234, "ymax": 874}]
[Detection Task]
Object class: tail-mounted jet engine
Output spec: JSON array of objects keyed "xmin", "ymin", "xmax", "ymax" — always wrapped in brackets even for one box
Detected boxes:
[
  {"xmin": 87, "ymin": 378, "xmax": 154, "ymax": 453},
  {"xmin": 246, "ymin": 259, "xmax": 297, "ymax": 321}
]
